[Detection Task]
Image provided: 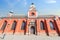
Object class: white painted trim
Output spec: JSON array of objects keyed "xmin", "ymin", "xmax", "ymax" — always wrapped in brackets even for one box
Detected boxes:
[
  {"xmin": 36, "ymin": 12, "xmax": 38, "ymax": 17},
  {"xmin": 28, "ymin": 12, "xmax": 29, "ymax": 18}
]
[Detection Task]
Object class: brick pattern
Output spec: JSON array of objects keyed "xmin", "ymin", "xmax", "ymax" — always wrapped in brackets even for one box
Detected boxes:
[{"xmin": 0, "ymin": 16, "xmax": 60, "ymax": 36}]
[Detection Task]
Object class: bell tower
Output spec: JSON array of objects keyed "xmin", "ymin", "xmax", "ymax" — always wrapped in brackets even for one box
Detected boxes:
[{"xmin": 28, "ymin": 3, "xmax": 38, "ymax": 18}]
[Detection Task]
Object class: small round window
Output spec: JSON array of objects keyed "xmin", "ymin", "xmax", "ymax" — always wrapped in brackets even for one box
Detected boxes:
[{"xmin": 32, "ymin": 12, "xmax": 35, "ymax": 16}]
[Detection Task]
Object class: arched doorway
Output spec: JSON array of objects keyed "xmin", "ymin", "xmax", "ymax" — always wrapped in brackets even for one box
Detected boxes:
[{"xmin": 30, "ymin": 26, "xmax": 35, "ymax": 34}]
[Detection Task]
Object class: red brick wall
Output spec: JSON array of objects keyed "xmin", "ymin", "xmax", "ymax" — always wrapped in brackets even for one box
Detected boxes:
[
  {"xmin": 36, "ymin": 19, "xmax": 47, "ymax": 35},
  {"xmin": 0, "ymin": 17, "xmax": 60, "ymax": 36},
  {"xmin": 45, "ymin": 19, "xmax": 58, "ymax": 36}
]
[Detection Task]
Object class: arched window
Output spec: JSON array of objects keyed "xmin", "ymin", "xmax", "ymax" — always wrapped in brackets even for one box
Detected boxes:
[
  {"xmin": 40, "ymin": 21, "xmax": 45, "ymax": 30},
  {"xmin": 50, "ymin": 21, "xmax": 55, "ymax": 30},
  {"xmin": 21, "ymin": 21, "xmax": 26, "ymax": 30},
  {"xmin": 1, "ymin": 21, "xmax": 7, "ymax": 30},
  {"xmin": 11, "ymin": 21, "xmax": 17, "ymax": 30}
]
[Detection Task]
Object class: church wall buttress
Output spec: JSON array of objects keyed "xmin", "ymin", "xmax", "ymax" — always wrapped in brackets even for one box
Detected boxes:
[
  {"xmin": 26, "ymin": 19, "xmax": 29, "ymax": 35},
  {"xmin": 0, "ymin": 19, "xmax": 5, "ymax": 34},
  {"xmin": 36, "ymin": 19, "xmax": 40, "ymax": 35},
  {"xmin": 55, "ymin": 17, "xmax": 60, "ymax": 36}
]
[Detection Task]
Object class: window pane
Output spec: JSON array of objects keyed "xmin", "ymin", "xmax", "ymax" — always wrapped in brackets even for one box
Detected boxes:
[
  {"xmin": 1, "ymin": 21, "xmax": 7, "ymax": 30},
  {"xmin": 21, "ymin": 21, "xmax": 26, "ymax": 30},
  {"xmin": 40, "ymin": 21, "xmax": 45, "ymax": 30},
  {"xmin": 50, "ymin": 21, "xmax": 55, "ymax": 30},
  {"xmin": 11, "ymin": 21, "xmax": 17, "ymax": 30}
]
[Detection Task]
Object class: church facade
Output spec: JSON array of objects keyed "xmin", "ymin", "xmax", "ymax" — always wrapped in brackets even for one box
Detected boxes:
[{"xmin": 0, "ymin": 3, "xmax": 60, "ymax": 36}]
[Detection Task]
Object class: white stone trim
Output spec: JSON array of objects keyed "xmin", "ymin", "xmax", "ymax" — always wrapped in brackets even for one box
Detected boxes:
[
  {"xmin": 28, "ymin": 12, "xmax": 29, "ymax": 18},
  {"xmin": 36, "ymin": 12, "xmax": 38, "ymax": 17}
]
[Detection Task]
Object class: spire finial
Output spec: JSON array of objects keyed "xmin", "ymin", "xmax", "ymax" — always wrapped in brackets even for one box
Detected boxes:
[{"xmin": 31, "ymin": 3, "xmax": 34, "ymax": 5}]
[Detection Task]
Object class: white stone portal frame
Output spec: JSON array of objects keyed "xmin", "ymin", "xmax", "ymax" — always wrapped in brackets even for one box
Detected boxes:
[{"xmin": 28, "ymin": 25, "xmax": 37, "ymax": 35}]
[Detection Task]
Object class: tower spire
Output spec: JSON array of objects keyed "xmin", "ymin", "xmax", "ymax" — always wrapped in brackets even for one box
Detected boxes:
[
  {"xmin": 29, "ymin": 3, "xmax": 36, "ymax": 11},
  {"xmin": 8, "ymin": 11, "xmax": 13, "ymax": 17},
  {"xmin": 28, "ymin": 3, "xmax": 38, "ymax": 18}
]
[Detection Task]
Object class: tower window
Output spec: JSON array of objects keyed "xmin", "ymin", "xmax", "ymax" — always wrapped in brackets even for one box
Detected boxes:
[{"xmin": 32, "ymin": 12, "xmax": 35, "ymax": 16}]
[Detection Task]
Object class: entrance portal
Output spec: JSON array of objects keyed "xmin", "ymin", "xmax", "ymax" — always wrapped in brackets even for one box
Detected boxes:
[{"xmin": 30, "ymin": 26, "xmax": 35, "ymax": 34}]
